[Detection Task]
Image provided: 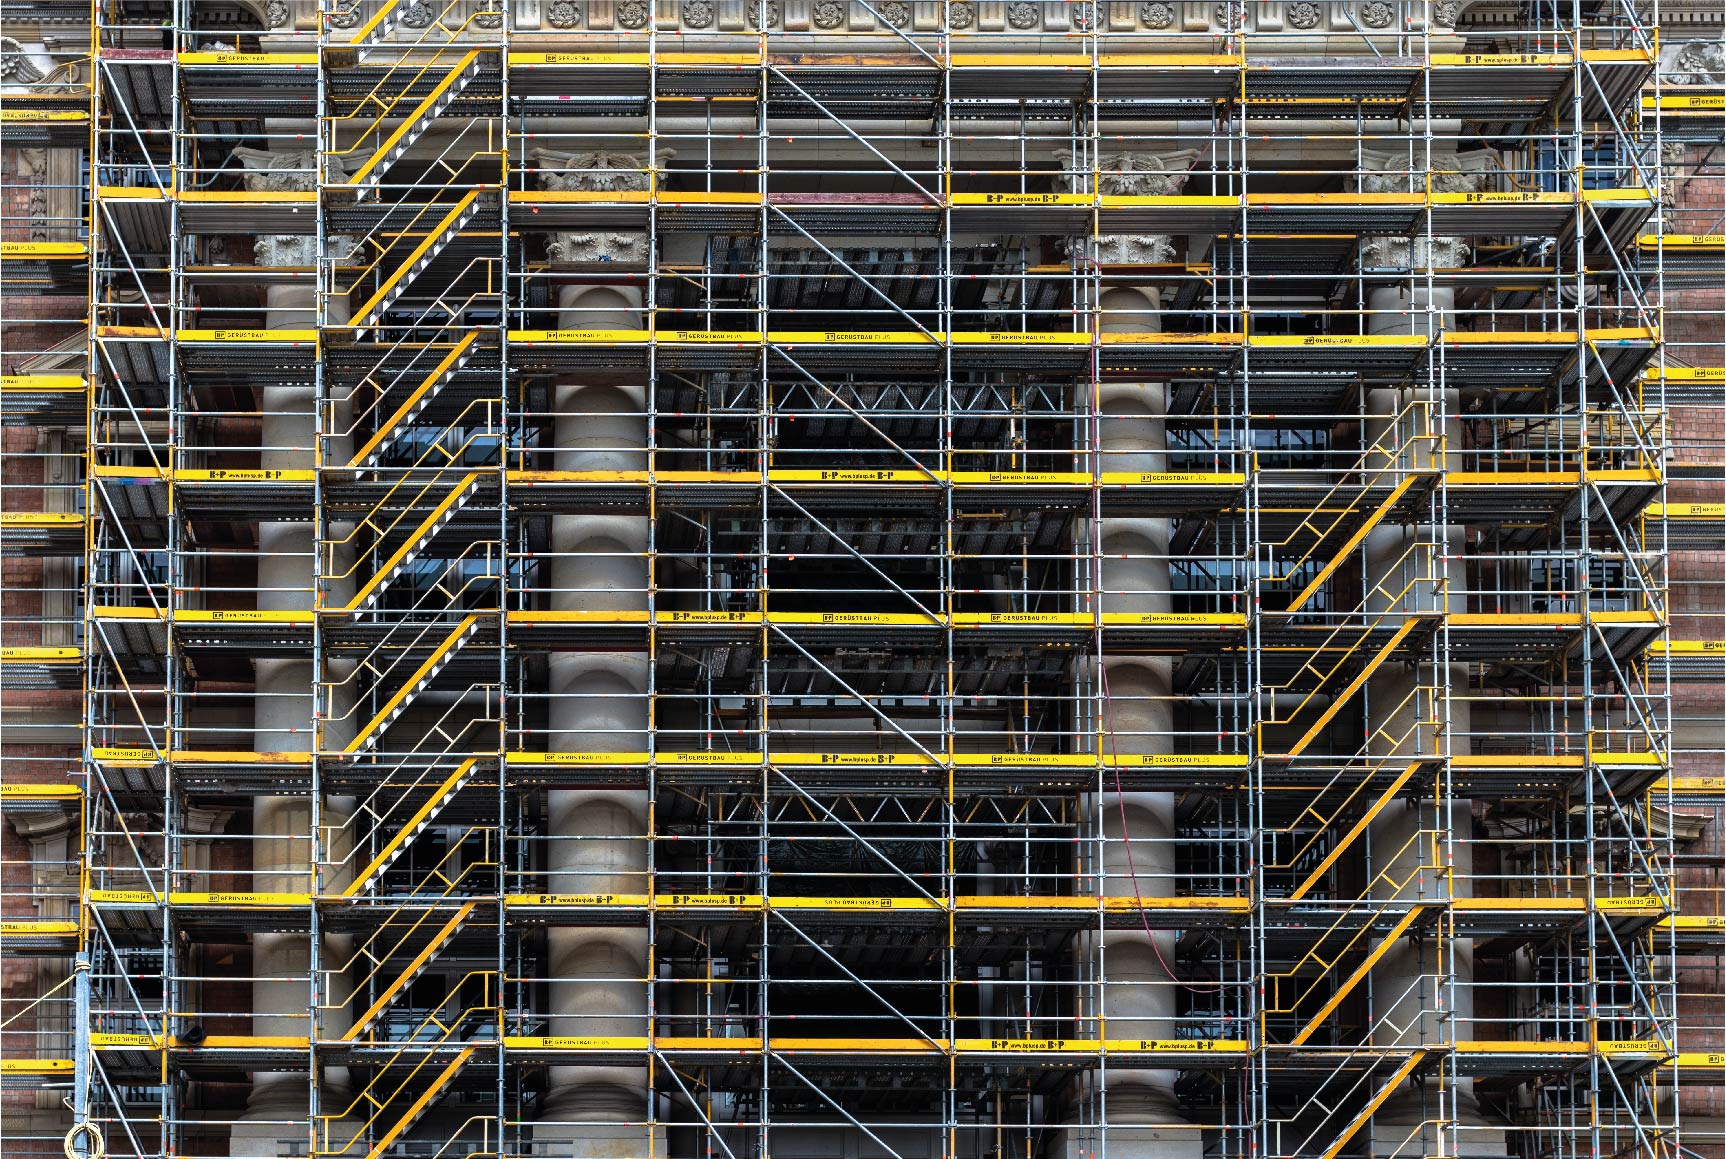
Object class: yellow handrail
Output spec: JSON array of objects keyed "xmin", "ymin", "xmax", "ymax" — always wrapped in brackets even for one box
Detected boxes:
[
  {"xmin": 1317, "ymin": 1050, "xmax": 1430, "ymax": 1159},
  {"xmin": 1258, "ymin": 688, "xmax": 1430, "ymax": 876},
  {"xmin": 1261, "ymin": 397, "xmax": 1436, "ymax": 566},
  {"xmin": 343, "ymin": 902, "xmax": 477, "ymax": 1040},
  {"xmin": 340, "ymin": 473, "xmax": 483, "ymax": 612},
  {"xmin": 347, "ymin": 331, "xmax": 481, "ymax": 468},
  {"xmin": 341, "ymin": 50, "xmax": 482, "ymax": 190},
  {"xmin": 317, "ymin": 972, "xmax": 498, "ymax": 1155},
  {"xmin": 1257, "ymin": 538, "xmax": 1438, "ymax": 737},
  {"xmin": 344, "ymin": 613, "xmax": 483, "ymax": 751},
  {"xmin": 321, "ymin": 403, "xmax": 503, "ymax": 589},
  {"xmin": 339, "ymin": 759, "xmax": 483, "ymax": 897},
  {"xmin": 348, "ymin": 192, "xmax": 481, "ymax": 328},
  {"xmin": 1289, "ymin": 902, "xmax": 1438, "ymax": 1045},
  {"xmin": 1264, "ymin": 829, "xmax": 1439, "ymax": 1016},
  {"xmin": 1284, "ymin": 618, "xmax": 1422, "ymax": 759}
]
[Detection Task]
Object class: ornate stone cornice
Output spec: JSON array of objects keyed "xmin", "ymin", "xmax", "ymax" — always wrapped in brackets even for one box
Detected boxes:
[{"xmin": 1458, "ymin": 0, "xmax": 1722, "ymax": 26}]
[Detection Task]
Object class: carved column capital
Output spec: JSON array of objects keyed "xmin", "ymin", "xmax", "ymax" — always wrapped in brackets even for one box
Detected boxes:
[
  {"xmin": 254, "ymin": 235, "xmax": 318, "ymax": 267},
  {"xmin": 231, "ymin": 147, "xmax": 349, "ymax": 192},
  {"xmin": 1362, "ymin": 235, "xmax": 1472, "ymax": 269},
  {"xmin": 547, "ymin": 232, "xmax": 651, "ymax": 264},
  {"xmin": 254, "ymin": 235, "xmax": 354, "ymax": 267},
  {"xmin": 1356, "ymin": 148, "xmax": 1495, "ymax": 194},
  {"xmin": 533, "ymin": 150, "xmax": 667, "ymax": 264},
  {"xmin": 1070, "ymin": 234, "xmax": 1179, "ymax": 265},
  {"xmin": 1056, "ymin": 148, "xmax": 1201, "ymax": 196},
  {"xmin": 532, "ymin": 147, "xmax": 675, "ymax": 193}
]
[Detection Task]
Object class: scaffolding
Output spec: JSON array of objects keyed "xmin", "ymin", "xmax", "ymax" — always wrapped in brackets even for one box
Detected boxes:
[{"xmin": 2, "ymin": 1, "xmax": 1724, "ymax": 1158}]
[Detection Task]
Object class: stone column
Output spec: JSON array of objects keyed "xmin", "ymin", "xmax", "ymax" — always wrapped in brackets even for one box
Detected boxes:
[
  {"xmin": 1063, "ymin": 151, "xmax": 1204, "ymax": 1158},
  {"xmin": 233, "ymin": 146, "xmax": 357, "ymax": 1157},
  {"xmin": 1090, "ymin": 287, "xmax": 1202, "ymax": 1159},
  {"xmin": 1360, "ymin": 149, "xmax": 1493, "ymax": 338},
  {"xmin": 532, "ymin": 147, "xmax": 659, "ymax": 1159},
  {"xmin": 1357, "ymin": 371, "xmax": 1503, "ymax": 1157}
]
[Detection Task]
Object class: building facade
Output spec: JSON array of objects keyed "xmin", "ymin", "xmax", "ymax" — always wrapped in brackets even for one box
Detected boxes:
[{"xmin": 2, "ymin": 3, "xmax": 1722, "ymax": 1158}]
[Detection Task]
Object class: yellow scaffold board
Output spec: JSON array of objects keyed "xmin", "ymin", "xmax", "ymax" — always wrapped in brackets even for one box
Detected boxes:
[
  {"xmin": 0, "ymin": 242, "xmax": 87, "ymax": 257},
  {"xmin": 88, "ymin": 889, "xmax": 312, "ymax": 907},
  {"xmin": 89, "ymin": 747, "xmax": 314, "ymax": 765},
  {"xmin": 502, "ymin": 893, "xmax": 1250, "ymax": 913},
  {"xmin": 502, "ymin": 1035, "xmax": 1247, "ymax": 1056},
  {"xmin": 0, "ymin": 512, "xmax": 83, "ymax": 527},
  {"xmin": 0, "ymin": 110, "xmax": 87, "ymax": 123},
  {"xmin": 0, "ymin": 647, "xmax": 81, "ymax": 662},
  {"xmin": 177, "ymin": 51, "xmax": 319, "ymax": 65},
  {"xmin": 1672, "ymin": 1052, "xmax": 1726, "ymax": 1073},
  {"xmin": 1650, "ymin": 776, "xmax": 1725, "ymax": 794},
  {"xmin": 1645, "ymin": 93, "xmax": 1726, "ymax": 111},
  {"xmin": 172, "ymin": 468, "xmax": 317, "ymax": 483},
  {"xmin": 1592, "ymin": 895, "xmax": 1666, "ymax": 912},
  {"xmin": 89, "ymin": 607, "xmax": 316, "ymax": 624},
  {"xmin": 1, "ymin": 375, "xmax": 85, "ymax": 392},
  {"xmin": 1642, "ymin": 234, "xmax": 1725, "ymax": 248},
  {"xmin": 0, "ymin": 1059, "xmax": 74, "ymax": 1074},
  {"xmin": 507, "ymin": 609, "xmax": 1245, "ymax": 629},
  {"xmin": 1647, "ymin": 366, "xmax": 1725, "ymax": 382},
  {"xmin": 1648, "ymin": 502, "xmax": 1725, "ymax": 518},
  {"xmin": 174, "ymin": 329, "xmax": 318, "ymax": 343},
  {"xmin": 0, "ymin": 783, "xmax": 81, "ymax": 799},
  {"xmin": 0, "ymin": 920, "xmax": 79, "ymax": 936},
  {"xmin": 178, "ymin": 190, "xmax": 318, "ymax": 205},
  {"xmin": 506, "ymin": 750, "xmax": 1249, "ymax": 768},
  {"xmin": 509, "ymin": 469, "xmax": 1243, "ymax": 487},
  {"xmin": 1646, "ymin": 640, "xmax": 1724, "ymax": 655}
]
